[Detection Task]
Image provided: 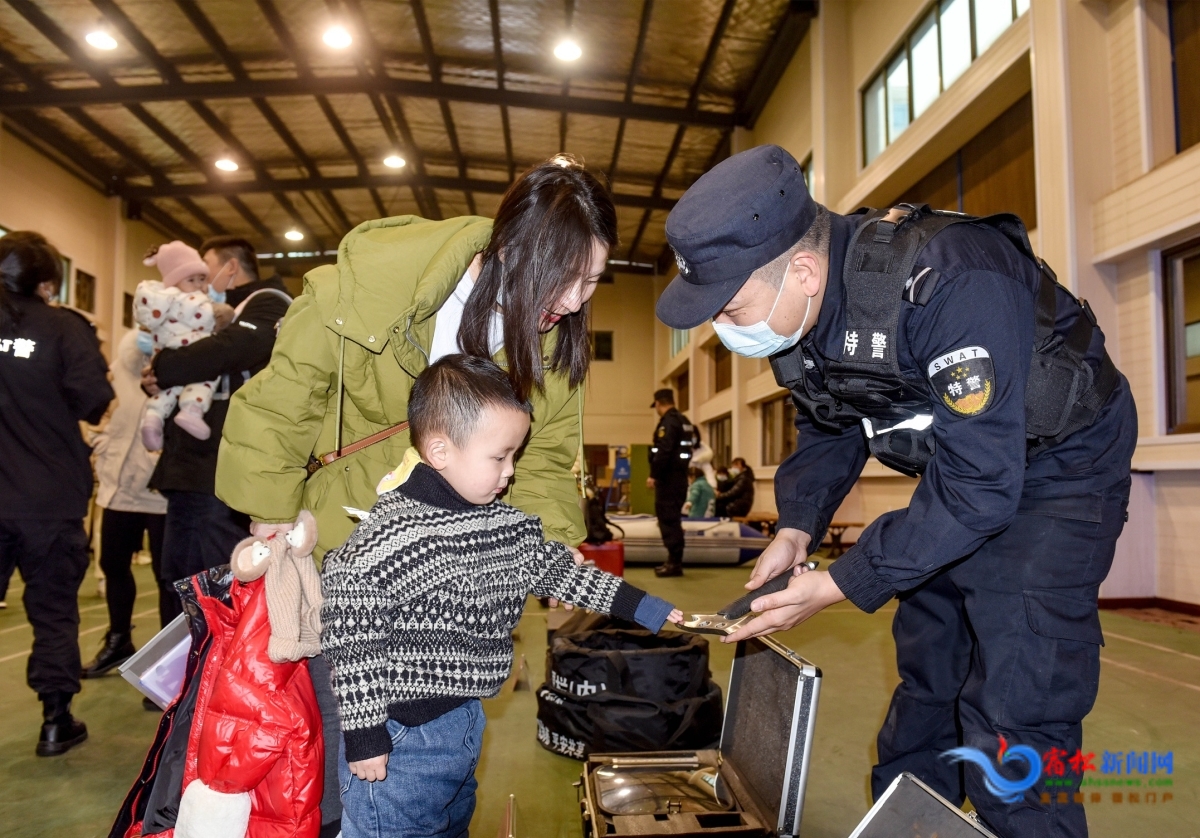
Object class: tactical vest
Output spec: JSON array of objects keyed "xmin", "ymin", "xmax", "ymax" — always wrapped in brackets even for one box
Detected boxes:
[{"xmin": 769, "ymin": 204, "xmax": 1118, "ymax": 478}]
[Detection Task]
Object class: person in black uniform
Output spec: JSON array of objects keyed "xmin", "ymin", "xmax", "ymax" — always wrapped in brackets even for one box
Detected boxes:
[
  {"xmin": 0, "ymin": 231, "xmax": 114, "ymax": 756},
  {"xmin": 656, "ymin": 145, "xmax": 1136, "ymax": 838},
  {"xmin": 715, "ymin": 457, "xmax": 755, "ymax": 518},
  {"xmin": 141, "ymin": 237, "xmax": 290, "ymax": 622},
  {"xmin": 647, "ymin": 388, "xmax": 695, "ymax": 577}
]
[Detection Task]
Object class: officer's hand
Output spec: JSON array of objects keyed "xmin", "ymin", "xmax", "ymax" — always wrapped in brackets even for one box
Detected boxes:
[
  {"xmin": 140, "ymin": 364, "xmax": 161, "ymax": 396},
  {"xmin": 348, "ymin": 754, "xmax": 389, "ymax": 782},
  {"xmin": 723, "ymin": 570, "xmax": 846, "ymax": 643},
  {"xmin": 646, "ymin": 477, "xmax": 656, "ymax": 489},
  {"xmin": 745, "ymin": 528, "xmax": 811, "ymax": 591}
]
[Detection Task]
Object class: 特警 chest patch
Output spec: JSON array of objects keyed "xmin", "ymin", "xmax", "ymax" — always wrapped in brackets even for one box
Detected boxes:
[{"xmin": 927, "ymin": 346, "xmax": 995, "ymax": 416}]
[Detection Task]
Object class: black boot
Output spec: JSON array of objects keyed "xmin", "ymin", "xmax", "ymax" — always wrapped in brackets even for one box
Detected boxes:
[
  {"xmin": 81, "ymin": 630, "xmax": 136, "ymax": 678},
  {"xmin": 654, "ymin": 560, "xmax": 683, "ymax": 577},
  {"xmin": 37, "ymin": 692, "xmax": 88, "ymax": 757}
]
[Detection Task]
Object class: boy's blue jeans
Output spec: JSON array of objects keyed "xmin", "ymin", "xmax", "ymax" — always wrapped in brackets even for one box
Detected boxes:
[{"xmin": 339, "ymin": 700, "xmax": 486, "ymax": 838}]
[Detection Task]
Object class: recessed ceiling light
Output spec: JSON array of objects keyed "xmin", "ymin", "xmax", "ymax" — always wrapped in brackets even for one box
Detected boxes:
[
  {"xmin": 284, "ymin": 230, "xmax": 304, "ymax": 242},
  {"xmin": 323, "ymin": 25, "xmax": 352, "ymax": 49},
  {"xmin": 86, "ymin": 30, "xmax": 118, "ymax": 50},
  {"xmin": 214, "ymin": 157, "xmax": 238, "ymax": 172},
  {"xmin": 554, "ymin": 38, "xmax": 582, "ymax": 62},
  {"xmin": 383, "ymin": 154, "xmax": 406, "ymax": 169}
]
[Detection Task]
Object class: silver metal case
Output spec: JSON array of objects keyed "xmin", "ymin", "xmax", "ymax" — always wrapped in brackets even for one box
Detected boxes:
[{"xmin": 579, "ymin": 636, "xmax": 821, "ymax": 837}]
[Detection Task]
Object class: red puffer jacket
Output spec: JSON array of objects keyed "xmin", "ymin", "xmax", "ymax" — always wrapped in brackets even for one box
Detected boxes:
[{"xmin": 172, "ymin": 577, "xmax": 323, "ymax": 838}]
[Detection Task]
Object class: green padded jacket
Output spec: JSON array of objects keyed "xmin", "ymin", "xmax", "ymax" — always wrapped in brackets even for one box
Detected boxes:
[{"xmin": 215, "ymin": 215, "xmax": 586, "ymax": 558}]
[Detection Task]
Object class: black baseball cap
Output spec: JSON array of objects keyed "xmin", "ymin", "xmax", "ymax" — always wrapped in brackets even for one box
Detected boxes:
[
  {"xmin": 657, "ymin": 145, "xmax": 818, "ymax": 330},
  {"xmin": 650, "ymin": 388, "xmax": 674, "ymax": 407}
]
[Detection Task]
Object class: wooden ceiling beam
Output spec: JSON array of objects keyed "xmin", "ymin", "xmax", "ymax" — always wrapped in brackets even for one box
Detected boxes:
[
  {"xmin": 123, "ymin": 173, "xmax": 678, "ymax": 211},
  {"xmin": 409, "ymin": 0, "xmax": 475, "ymax": 215},
  {"xmin": 173, "ymin": 0, "xmax": 355, "ymax": 233},
  {"xmin": 486, "ymin": 0, "xmax": 515, "ymax": 181},
  {"xmin": 607, "ymin": 0, "xmax": 655, "ymax": 183},
  {"xmin": 0, "ymin": 75, "xmax": 742, "ymax": 129}
]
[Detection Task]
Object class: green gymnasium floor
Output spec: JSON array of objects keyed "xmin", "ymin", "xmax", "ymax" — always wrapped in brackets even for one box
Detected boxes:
[{"xmin": 0, "ymin": 562, "xmax": 1196, "ymax": 837}]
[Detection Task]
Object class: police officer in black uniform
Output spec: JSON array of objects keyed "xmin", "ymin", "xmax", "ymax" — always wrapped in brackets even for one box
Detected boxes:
[
  {"xmin": 656, "ymin": 146, "xmax": 1136, "ymax": 838},
  {"xmin": 648, "ymin": 388, "xmax": 695, "ymax": 577},
  {"xmin": 0, "ymin": 231, "xmax": 114, "ymax": 756}
]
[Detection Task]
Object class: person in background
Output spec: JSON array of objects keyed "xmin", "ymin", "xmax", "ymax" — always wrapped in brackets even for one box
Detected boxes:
[
  {"xmin": 81, "ymin": 328, "xmax": 172, "ymax": 686},
  {"xmin": 715, "ymin": 457, "xmax": 755, "ymax": 518},
  {"xmin": 141, "ymin": 236, "xmax": 291, "ymax": 623},
  {"xmin": 648, "ymin": 388, "xmax": 695, "ymax": 577},
  {"xmin": 0, "ymin": 231, "xmax": 114, "ymax": 756},
  {"xmin": 684, "ymin": 467, "xmax": 716, "ymax": 519}
]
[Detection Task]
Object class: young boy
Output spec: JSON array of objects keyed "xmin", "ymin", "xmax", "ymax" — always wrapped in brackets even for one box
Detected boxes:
[{"xmin": 321, "ymin": 354, "xmax": 681, "ymax": 838}]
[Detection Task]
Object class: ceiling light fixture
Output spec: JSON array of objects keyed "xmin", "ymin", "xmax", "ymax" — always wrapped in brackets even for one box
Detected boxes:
[
  {"xmin": 85, "ymin": 29, "xmax": 118, "ymax": 50},
  {"xmin": 285, "ymin": 230, "xmax": 304, "ymax": 242},
  {"xmin": 383, "ymin": 154, "xmax": 406, "ymax": 169},
  {"xmin": 323, "ymin": 25, "xmax": 352, "ymax": 49},
  {"xmin": 214, "ymin": 157, "xmax": 239, "ymax": 172},
  {"xmin": 553, "ymin": 38, "xmax": 582, "ymax": 61}
]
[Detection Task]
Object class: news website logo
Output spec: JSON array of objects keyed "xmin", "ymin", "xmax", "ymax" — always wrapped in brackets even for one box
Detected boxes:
[{"xmin": 944, "ymin": 736, "xmax": 1041, "ymax": 803}]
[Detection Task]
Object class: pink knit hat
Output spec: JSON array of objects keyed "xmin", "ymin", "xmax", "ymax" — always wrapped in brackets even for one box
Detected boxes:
[{"xmin": 144, "ymin": 241, "xmax": 208, "ymax": 288}]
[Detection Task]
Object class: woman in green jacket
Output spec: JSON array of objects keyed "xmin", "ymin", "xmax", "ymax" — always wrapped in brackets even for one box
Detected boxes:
[
  {"xmin": 216, "ymin": 156, "xmax": 615, "ymax": 555},
  {"xmin": 215, "ymin": 156, "xmax": 617, "ymax": 833}
]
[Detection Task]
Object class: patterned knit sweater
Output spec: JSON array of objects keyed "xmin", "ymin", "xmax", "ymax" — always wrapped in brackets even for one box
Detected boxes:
[{"xmin": 321, "ymin": 463, "xmax": 654, "ymax": 762}]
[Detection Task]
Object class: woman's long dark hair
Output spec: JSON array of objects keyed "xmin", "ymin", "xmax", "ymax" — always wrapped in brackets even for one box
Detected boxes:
[
  {"xmin": 459, "ymin": 155, "xmax": 618, "ymax": 401},
  {"xmin": 0, "ymin": 231, "xmax": 62, "ymax": 326}
]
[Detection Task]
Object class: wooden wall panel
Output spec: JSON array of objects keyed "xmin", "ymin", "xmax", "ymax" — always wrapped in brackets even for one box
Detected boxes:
[
  {"xmin": 1172, "ymin": 0, "xmax": 1200, "ymax": 152},
  {"xmin": 961, "ymin": 93, "xmax": 1037, "ymax": 227},
  {"xmin": 896, "ymin": 153, "xmax": 959, "ymax": 211}
]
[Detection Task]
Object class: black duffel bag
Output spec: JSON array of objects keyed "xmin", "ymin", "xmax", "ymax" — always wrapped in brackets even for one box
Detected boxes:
[{"xmin": 536, "ymin": 628, "xmax": 723, "ymax": 759}]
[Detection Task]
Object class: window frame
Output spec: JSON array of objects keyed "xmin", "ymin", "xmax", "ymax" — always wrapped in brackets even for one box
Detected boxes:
[
  {"xmin": 760, "ymin": 394, "xmax": 798, "ymax": 467},
  {"xmin": 861, "ymin": 0, "xmax": 1025, "ymax": 166},
  {"xmin": 590, "ymin": 330, "xmax": 614, "ymax": 362},
  {"xmin": 1163, "ymin": 240, "xmax": 1200, "ymax": 434}
]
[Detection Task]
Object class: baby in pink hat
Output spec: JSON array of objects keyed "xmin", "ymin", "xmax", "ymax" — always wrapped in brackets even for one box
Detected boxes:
[{"xmin": 134, "ymin": 241, "xmax": 219, "ymax": 450}]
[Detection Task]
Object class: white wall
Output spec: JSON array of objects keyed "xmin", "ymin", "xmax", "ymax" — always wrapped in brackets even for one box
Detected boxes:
[{"xmin": 0, "ymin": 122, "xmax": 167, "ymax": 357}]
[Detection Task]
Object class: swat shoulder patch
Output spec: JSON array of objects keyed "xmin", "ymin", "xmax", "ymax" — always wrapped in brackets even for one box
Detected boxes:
[{"xmin": 927, "ymin": 346, "xmax": 994, "ymax": 416}]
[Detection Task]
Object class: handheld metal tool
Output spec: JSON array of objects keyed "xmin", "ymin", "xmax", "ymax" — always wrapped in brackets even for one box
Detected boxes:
[{"xmin": 679, "ymin": 561, "xmax": 818, "ymax": 635}]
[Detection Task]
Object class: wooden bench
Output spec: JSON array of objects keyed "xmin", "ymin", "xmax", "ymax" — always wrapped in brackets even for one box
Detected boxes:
[
  {"xmin": 734, "ymin": 511, "xmax": 778, "ymax": 536},
  {"xmin": 824, "ymin": 521, "xmax": 862, "ymax": 558}
]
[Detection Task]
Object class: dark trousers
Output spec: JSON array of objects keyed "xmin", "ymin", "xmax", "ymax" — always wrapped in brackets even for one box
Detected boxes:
[
  {"xmin": 160, "ymin": 491, "xmax": 248, "ymax": 623},
  {"xmin": 0, "ymin": 518, "xmax": 90, "ymax": 696},
  {"xmin": 99, "ymin": 507, "xmax": 170, "ymax": 632},
  {"xmin": 655, "ymin": 476, "xmax": 688, "ymax": 564},
  {"xmin": 309, "ymin": 654, "xmax": 344, "ymax": 828},
  {"xmin": 871, "ymin": 479, "xmax": 1130, "ymax": 838}
]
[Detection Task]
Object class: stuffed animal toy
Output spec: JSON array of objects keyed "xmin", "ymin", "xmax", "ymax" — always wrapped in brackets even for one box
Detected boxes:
[{"xmin": 230, "ymin": 510, "xmax": 323, "ymax": 663}]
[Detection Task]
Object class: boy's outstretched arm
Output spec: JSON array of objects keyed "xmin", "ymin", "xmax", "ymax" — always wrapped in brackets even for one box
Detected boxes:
[{"xmin": 527, "ymin": 530, "xmax": 680, "ymax": 632}]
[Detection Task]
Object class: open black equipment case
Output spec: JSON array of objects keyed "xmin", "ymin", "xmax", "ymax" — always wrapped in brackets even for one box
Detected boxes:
[{"xmin": 578, "ymin": 636, "xmax": 821, "ymax": 837}]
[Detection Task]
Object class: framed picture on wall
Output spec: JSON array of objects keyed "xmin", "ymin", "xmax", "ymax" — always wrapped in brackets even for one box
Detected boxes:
[{"xmin": 74, "ymin": 270, "xmax": 96, "ymax": 313}]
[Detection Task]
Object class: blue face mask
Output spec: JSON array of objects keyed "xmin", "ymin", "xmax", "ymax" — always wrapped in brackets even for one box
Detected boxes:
[
  {"xmin": 711, "ymin": 263, "xmax": 812, "ymax": 358},
  {"xmin": 135, "ymin": 330, "xmax": 154, "ymax": 356},
  {"xmin": 207, "ymin": 286, "xmax": 227, "ymax": 304}
]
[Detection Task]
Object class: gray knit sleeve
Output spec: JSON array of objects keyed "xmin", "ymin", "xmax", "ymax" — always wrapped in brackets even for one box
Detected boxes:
[{"xmin": 527, "ymin": 534, "xmax": 645, "ymax": 621}]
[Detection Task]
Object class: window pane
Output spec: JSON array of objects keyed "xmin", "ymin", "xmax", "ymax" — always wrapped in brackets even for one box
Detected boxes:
[
  {"xmin": 864, "ymin": 73, "xmax": 886, "ymax": 163},
  {"xmin": 1015, "ymin": 0, "xmax": 1030, "ymax": 15},
  {"xmin": 940, "ymin": 0, "xmax": 972, "ymax": 88},
  {"xmin": 670, "ymin": 327, "xmax": 690, "ymax": 357},
  {"xmin": 886, "ymin": 52, "xmax": 910, "ymax": 142},
  {"xmin": 911, "ymin": 11, "xmax": 941, "ymax": 118},
  {"xmin": 1171, "ymin": 0, "xmax": 1200, "ymax": 151},
  {"xmin": 974, "ymin": 0, "xmax": 1014, "ymax": 55},
  {"xmin": 761, "ymin": 396, "xmax": 797, "ymax": 466},
  {"xmin": 590, "ymin": 331, "xmax": 613, "ymax": 361},
  {"xmin": 713, "ymin": 344, "xmax": 732, "ymax": 392},
  {"xmin": 1168, "ymin": 247, "xmax": 1200, "ymax": 431}
]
